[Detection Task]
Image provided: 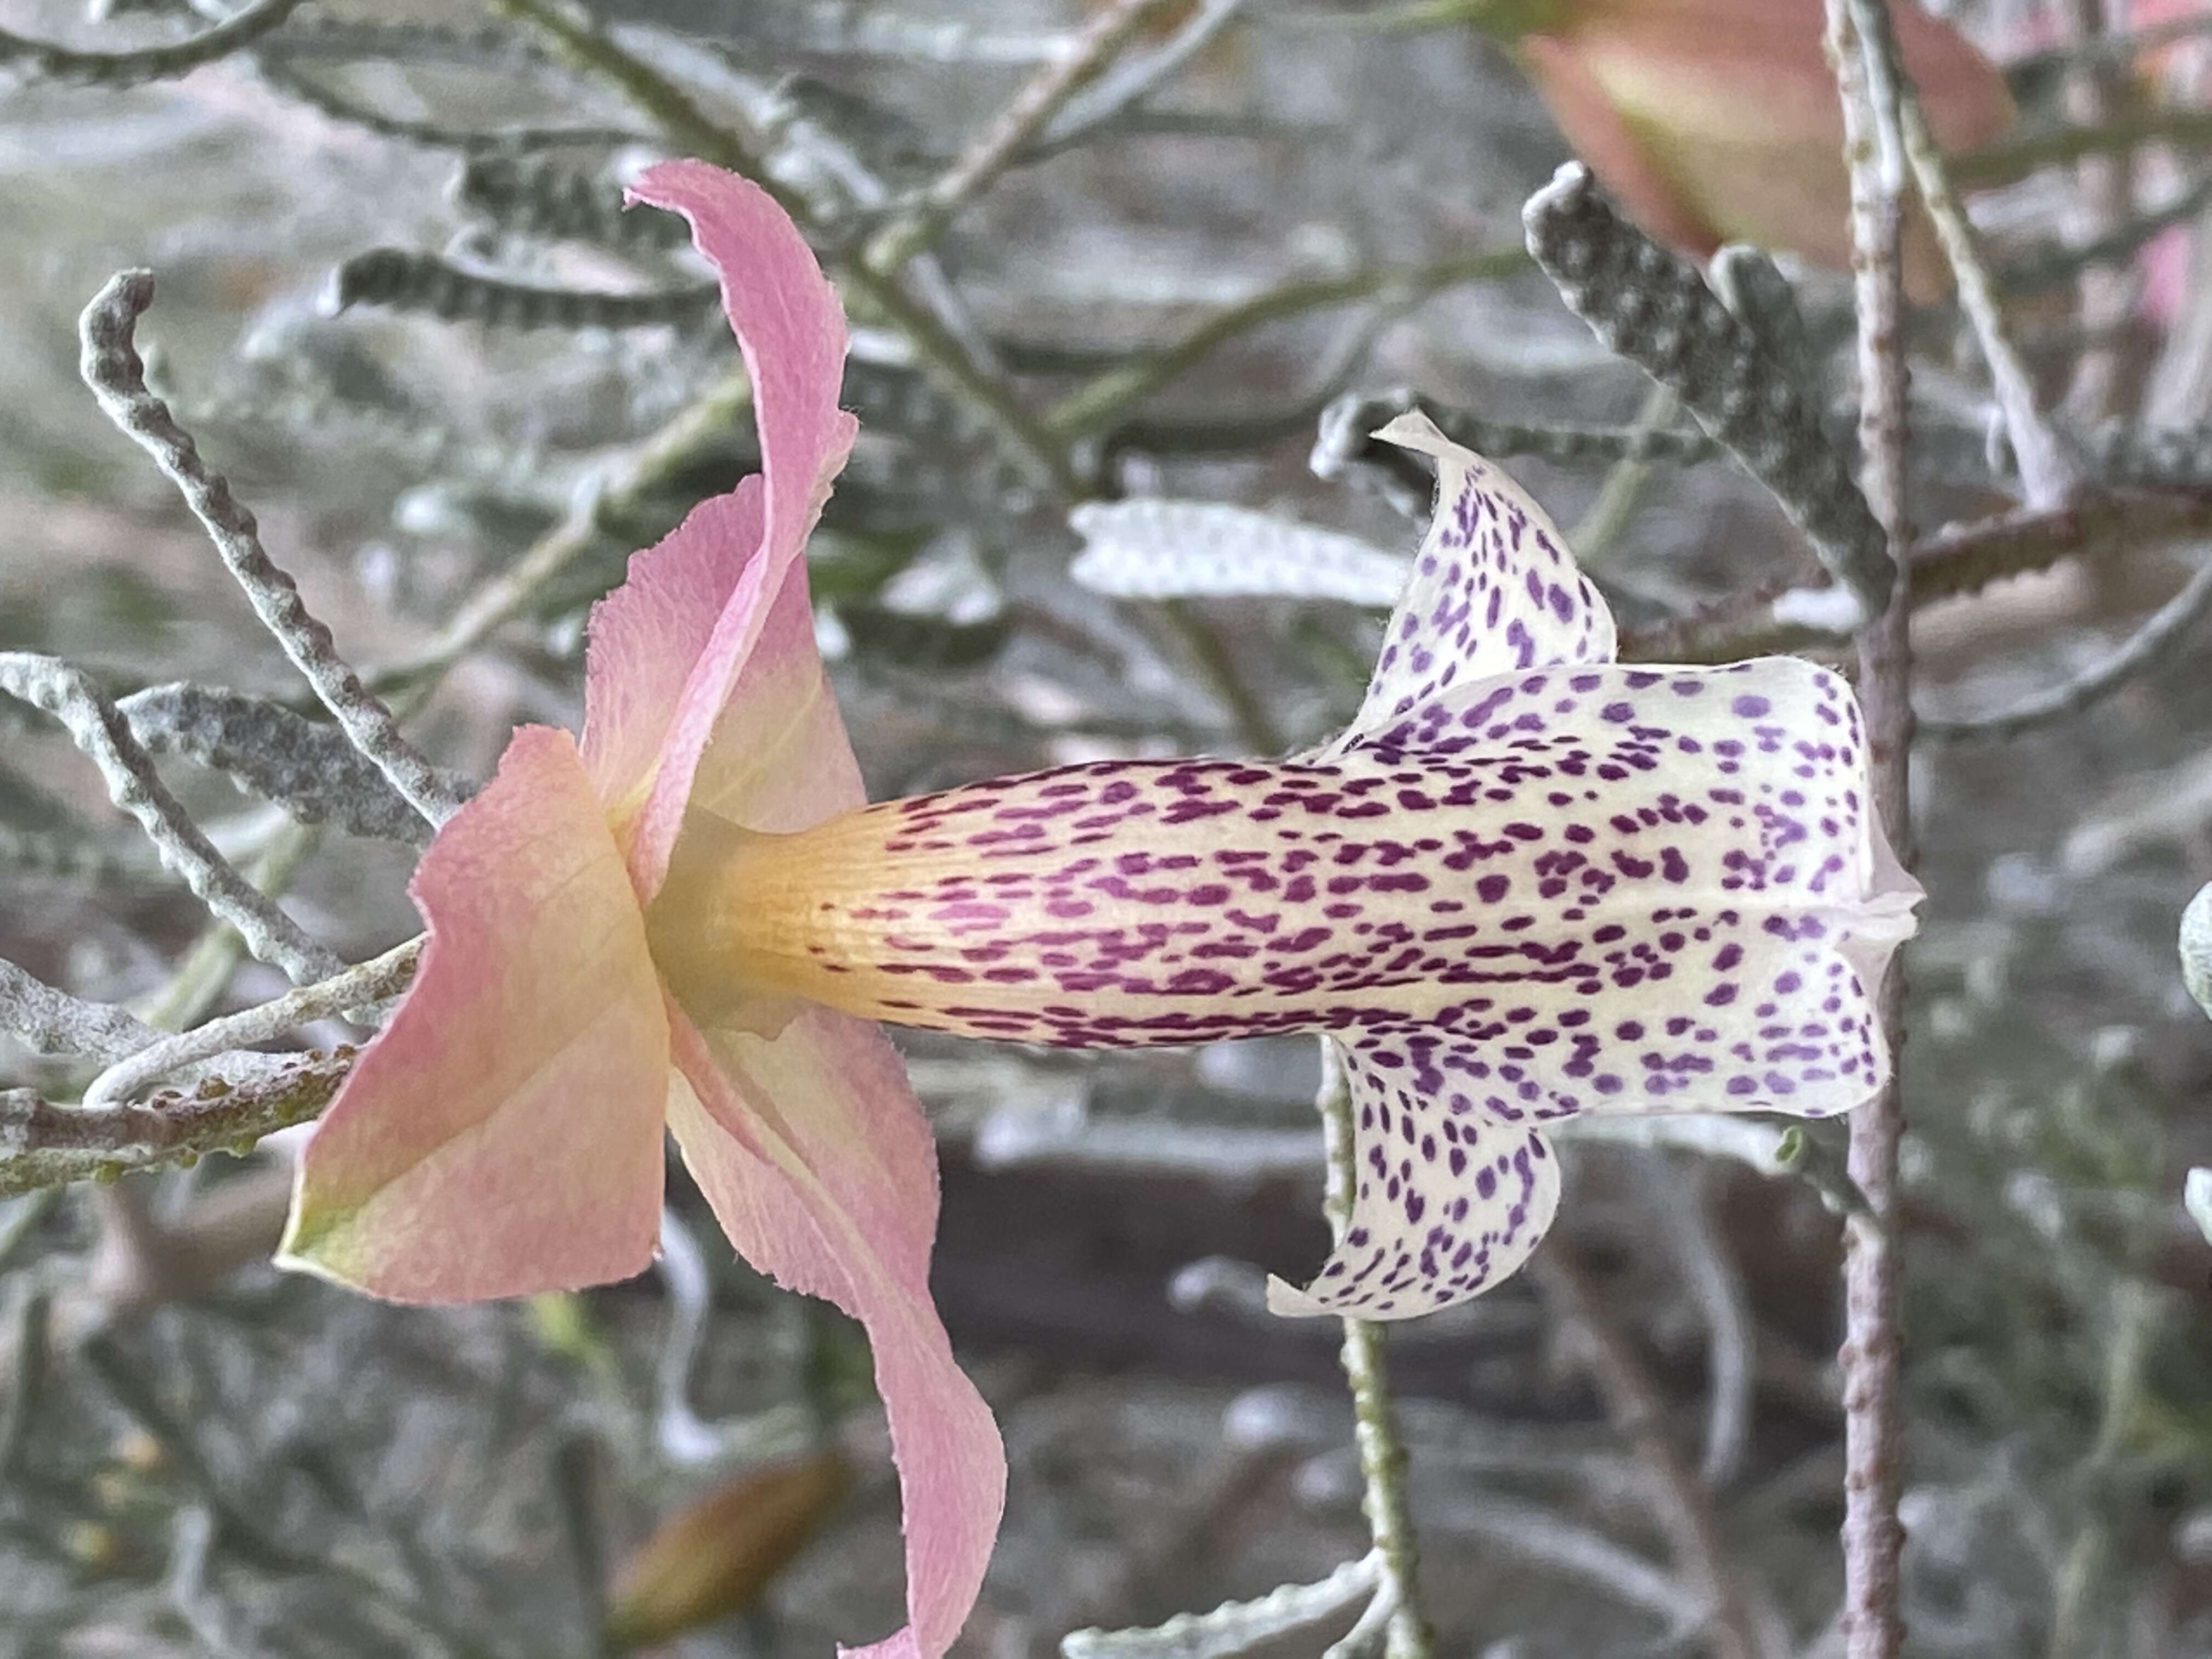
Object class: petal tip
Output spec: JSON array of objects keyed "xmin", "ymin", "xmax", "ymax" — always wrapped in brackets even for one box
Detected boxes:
[
  {"xmin": 1372, "ymin": 409, "xmax": 1453, "ymax": 458},
  {"xmin": 1263, "ymin": 1273, "xmax": 1333, "ymax": 1319}
]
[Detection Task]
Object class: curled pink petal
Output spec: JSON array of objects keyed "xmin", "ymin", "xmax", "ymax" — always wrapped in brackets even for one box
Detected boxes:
[
  {"xmin": 1267, "ymin": 1035, "xmax": 1562, "ymax": 1321},
  {"xmin": 663, "ymin": 1004, "xmax": 1003, "ymax": 1659},
  {"xmin": 616, "ymin": 160, "xmax": 860, "ymax": 896},
  {"xmin": 279, "ymin": 725, "xmax": 669, "ymax": 1302}
]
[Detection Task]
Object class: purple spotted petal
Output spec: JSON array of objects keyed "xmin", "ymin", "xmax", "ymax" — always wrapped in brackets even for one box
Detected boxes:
[
  {"xmin": 1339, "ymin": 413, "xmax": 1615, "ymax": 749},
  {"xmin": 1267, "ymin": 1035, "xmax": 1560, "ymax": 1321},
  {"xmin": 668, "ymin": 656, "xmax": 1916, "ymax": 1122}
]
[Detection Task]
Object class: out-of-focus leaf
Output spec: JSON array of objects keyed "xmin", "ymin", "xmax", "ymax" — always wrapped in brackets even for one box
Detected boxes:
[
  {"xmin": 2181, "ymin": 881, "xmax": 2212, "ymax": 1020},
  {"xmin": 1069, "ymin": 500, "xmax": 1408, "ymax": 605},
  {"xmin": 2187, "ymin": 1169, "xmax": 2212, "ymax": 1249},
  {"xmin": 838, "ymin": 606, "xmax": 1009, "ymax": 670},
  {"xmin": 604, "ymin": 1451, "xmax": 849, "ymax": 1650}
]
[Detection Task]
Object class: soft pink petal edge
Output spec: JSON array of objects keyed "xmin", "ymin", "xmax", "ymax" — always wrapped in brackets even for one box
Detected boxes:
[
  {"xmin": 582, "ymin": 479, "xmax": 768, "ymax": 826},
  {"xmin": 278, "ymin": 725, "xmax": 669, "ymax": 1302},
  {"xmin": 665, "ymin": 1005, "xmax": 1003, "ymax": 1659},
  {"xmin": 617, "ymin": 159, "xmax": 860, "ymax": 896}
]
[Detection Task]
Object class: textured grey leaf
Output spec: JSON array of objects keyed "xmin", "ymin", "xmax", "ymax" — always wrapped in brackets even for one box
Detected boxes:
[
  {"xmin": 120, "ymin": 682, "xmax": 470, "ymax": 845},
  {"xmin": 1062, "ymin": 1554, "xmax": 1380, "ymax": 1659},
  {"xmin": 1069, "ymin": 500, "xmax": 1408, "ymax": 606}
]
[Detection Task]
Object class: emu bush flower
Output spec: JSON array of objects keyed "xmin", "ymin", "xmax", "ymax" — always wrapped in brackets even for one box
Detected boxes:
[
  {"xmin": 1504, "ymin": 0, "xmax": 2013, "ymax": 301},
  {"xmin": 281, "ymin": 160, "xmax": 1918, "ymax": 1653}
]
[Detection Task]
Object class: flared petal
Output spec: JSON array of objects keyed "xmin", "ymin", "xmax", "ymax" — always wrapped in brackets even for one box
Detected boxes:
[
  {"xmin": 279, "ymin": 726, "xmax": 668, "ymax": 1301},
  {"xmin": 663, "ymin": 1003, "xmax": 1002, "ymax": 1659},
  {"xmin": 683, "ymin": 548, "xmax": 866, "ymax": 833},
  {"xmin": 1339, "ymin": 414, "xmax": 1613, "ymax": 750},
  {"xmin": 582, "ymin": 481, "xmax": 768, "ymax": 822},
  {"xmin": 1268, "ymin": 1034, "xmax": 1561, "ymax": 1321},
  {"xmin": 601, "ymin": 160, "xmax": 859, "ymax": 896},
  {"xmin": 673, "ymin": 658, "xmax": 1918, "ymax": 1103}
]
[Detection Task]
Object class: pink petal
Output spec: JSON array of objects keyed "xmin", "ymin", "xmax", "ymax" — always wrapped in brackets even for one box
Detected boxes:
[
  {"xmin": 1337, "ymin": 414, "xmax": 1615, "ymax": 751},
  {"xmin": 684, "ymin": 546, "xmax": 866, "ymax": 832},
  {"xmin": 1518, "ymin": 0, "xmax": 2013, "ymax": 300},
  {"xmin": 663, "ymin": 1003, "xmax": 1002, "ymax": 1659},
  {"xmin": 602, "ymin": 160, "xmax": 860, "ymax": 896},
  {"xmin": 1267, "ymin": 1036, "xmax": 1562, "ymax": 1320},
  {"xmin": 1514, "ymin": 32, "xmax": 1723, "ymax": 257},
  {"xmin": 582, "ymin": 479, "xmax": 767, "ymax": 823},
  {"xmin": 637, "ymin": 527, "xmax": 867, "ymax": 1022},
  {"xmin": 278, "ymin": 726, "xmax": 668, "ymax": 1301}
]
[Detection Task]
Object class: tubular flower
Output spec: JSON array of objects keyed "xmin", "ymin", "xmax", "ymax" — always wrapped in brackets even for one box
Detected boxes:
[
  {"xmin": 652, "ymin": 419, "xmax": 1921, "ymax": 1321},
  {"xmin": 277, "ymin": 160, "xmax": 1000, "ymax": 1659},
  {"xmin": 1505, "ymin": 0, "xmax": 2014, "ymax": 301},
  {"xmin": 280, "ymin": 160, "xmax": 1921, "ymax": 1652}
]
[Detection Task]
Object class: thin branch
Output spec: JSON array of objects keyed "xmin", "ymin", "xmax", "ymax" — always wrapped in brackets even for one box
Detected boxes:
[
  {"xmin": 1918, "ymin": 546, "xmax": 2212, "ymax": 741},
  {"xmin": 1616, "ymin": 488, "xmax": 2212, "ymax": 664},
  {"xmin": 1951, "ymin": 106, "xmax": 2212, "ymax": 188},
  {"xmin": 867, "ymin": 0, "xmax": 1175, "ymax": 272},
  {"xmin": 373, "ymin": 371, "xmax": 758, "ymax": 687},
  {"xmin": 0, "ymin": 653, "xmax": 340, "ymax": 986},
  {"xmin": 1824, "ymin": 6, "xmax": 1914, "ymax": 1658},
  {"xmin": 78, "ymin": 273, "xmax": 462, "ymax": 828},
  {"xmin": 1034, "ymin": 0, "xmax": 1247, "ymax": 158},
  {"xmin": 1647, "ymin": 1162, "xmax": 1756, "ymax": 1488},
  {"xmin": 490, "ymin": 0, "xmax": 1081, "ymax": 495},
  {"xmin": 0, "ymin": 1051, "xmax": 353, "ymax": 1200},
  {"xmin": 1861, "ymin": 0, "xmax": 2077, "ymax": 508},
  {"xmin": 1568, "ymin": 383, "xmax": 1679, "ymax": 561},
  {"xmin": 1048, "ymin": 253, "xmax": 1527, "ymax": 441},
  {"xmin": 1314, "ymin": 1041, "xmax": 1431, "ymax": 1659},
  {"xmin": 0, "ymin": 961, "xmax": 160, "ymax": 1062},
  {"xmin": 0, "ymin": 0, "xmax": 302, "ymax": 84},
  {"xmin": 1533, "ymin": 1251, "xmax": 1779, "ymax": 1659},
  {"xmin": 256, "ymin": 57, "xmax": 650, "ymax": 153},
  {"xmin": 84, "ymin": 937, "xmax": 422, "ymax": 1106},
  {"xmin": 2001, "ymin": 171, "xmax": 2212, "ymax": 295}
]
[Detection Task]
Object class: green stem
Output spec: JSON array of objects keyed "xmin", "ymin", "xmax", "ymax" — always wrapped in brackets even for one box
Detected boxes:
[{"xmin": 1314, "ymin": 1043, "xmax": 1431, "ymax": 1659}]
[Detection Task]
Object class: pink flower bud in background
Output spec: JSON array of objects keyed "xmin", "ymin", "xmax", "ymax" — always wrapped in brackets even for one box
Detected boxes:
[{"xmin": 1507, "ymin": 0, "xmax": 2015, "ymax": 300}]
